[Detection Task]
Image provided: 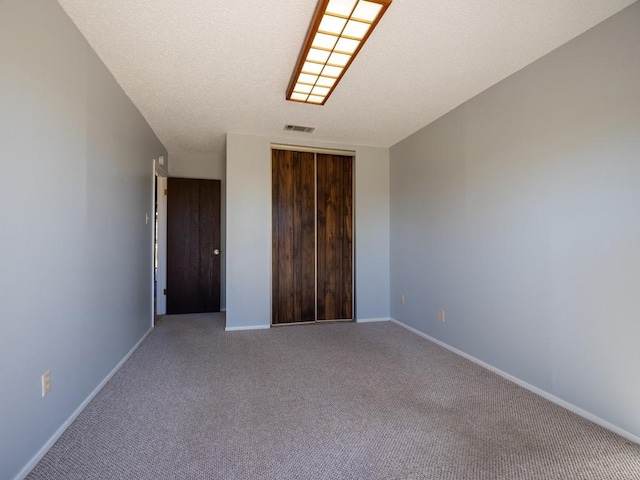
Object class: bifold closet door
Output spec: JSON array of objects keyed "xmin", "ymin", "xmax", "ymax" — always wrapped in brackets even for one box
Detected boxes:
[
  {"xmin": 317, "ymin": 154, "xmax": 353, "ymax": 321},
  {"xmin": 271, "ymin": 149, "xmax": 316, "ymax": 324}
]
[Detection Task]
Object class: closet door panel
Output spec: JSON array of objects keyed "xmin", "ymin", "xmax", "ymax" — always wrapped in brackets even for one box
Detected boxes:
[
  {"xmin": 272, "ymin": 149, "xmax": 316, "ymax": 324},
  {"xmin": 317, "ymin": 153, "xmax": 353, "ymax": 321}
]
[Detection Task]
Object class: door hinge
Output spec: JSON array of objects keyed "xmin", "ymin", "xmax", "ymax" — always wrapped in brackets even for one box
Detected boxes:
[
  {"xmin": 163, "ymin": 288, "xmax": 167, "ymax": 295},
  {"xmin": 164, "ymin": 189, "xmax": 167, "ymax": 196}
]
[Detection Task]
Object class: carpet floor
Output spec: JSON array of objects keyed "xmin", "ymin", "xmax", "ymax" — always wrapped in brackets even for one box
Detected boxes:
[{"xmin": 28, "ymin": 314, "xmax": 640, "ymax": 479}]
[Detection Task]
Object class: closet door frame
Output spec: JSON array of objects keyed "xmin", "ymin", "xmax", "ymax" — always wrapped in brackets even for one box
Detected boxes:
[{"xmin": 270, "ymin": 144, "xmax": 355, "ymax": 326}]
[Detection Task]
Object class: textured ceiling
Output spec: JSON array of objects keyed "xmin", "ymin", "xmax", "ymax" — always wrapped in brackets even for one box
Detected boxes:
[{"xmin": 58, "ymin": 0, "xmax": 635, "ymax": 158}]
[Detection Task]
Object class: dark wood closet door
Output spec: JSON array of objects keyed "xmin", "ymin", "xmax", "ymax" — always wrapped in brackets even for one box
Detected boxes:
[
  {"xmin": 272, "ymin": 149, "xmax": 316, "ymax": 324},
  {"xmin": 317, "ymin": 153, "xmax": 353, "ymax": 321},
  {"xmin": 167, "ymin": 178, "xmax": 221, "ymax": 314}
]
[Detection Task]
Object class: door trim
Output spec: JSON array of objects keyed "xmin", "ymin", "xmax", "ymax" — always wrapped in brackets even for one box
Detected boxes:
[{"xmin": 156, "ymin": 175, "xmax": 167, "ymax": 316}]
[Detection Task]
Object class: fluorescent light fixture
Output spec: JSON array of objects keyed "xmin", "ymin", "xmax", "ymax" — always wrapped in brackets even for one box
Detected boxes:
[{"xmin": 287, "ymin": 0, "xmax": 392, "ymax": 105}]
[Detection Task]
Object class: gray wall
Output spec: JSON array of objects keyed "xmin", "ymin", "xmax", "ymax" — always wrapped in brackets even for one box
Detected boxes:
[
  {"xmin": 226, "ymin": 133, "xmax": 390, "ymax": 329},
  {"xmin": 0, "ymin": 1, "xmax": 167, "ymax": 478},
  {"xmin": 169, "ymin": 151, "xmax": 226, "ymax": 309},
  {"xmin": 390, "ymin": 2, "xmax": 640, "ymax": 439}
]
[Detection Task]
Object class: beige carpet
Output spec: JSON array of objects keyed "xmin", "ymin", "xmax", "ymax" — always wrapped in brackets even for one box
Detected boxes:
[{"xmin": 28, "ymin": 313, "xmax": 640, "ymax": 479}]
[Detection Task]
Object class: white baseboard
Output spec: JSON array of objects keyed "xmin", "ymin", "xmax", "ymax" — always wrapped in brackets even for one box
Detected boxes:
[
  {"xmin": 389, "ymin": 318, "xmax": 640, "ymax": 446},
  {"xmin": 225, "ymin": 324, "xmax": 270, "ymax": 332},
  {"xmin": 14, "ymin": 328, "xmax": 153, "ymax": 480},
  {"xmin": 357, "ymin": 317, "xmax": 391, "ymax": 323}
]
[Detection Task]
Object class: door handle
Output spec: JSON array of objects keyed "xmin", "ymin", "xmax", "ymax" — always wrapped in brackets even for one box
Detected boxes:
[{"xmin": 213, "ymin": 249, "xmax": 220, "ymax": 256}]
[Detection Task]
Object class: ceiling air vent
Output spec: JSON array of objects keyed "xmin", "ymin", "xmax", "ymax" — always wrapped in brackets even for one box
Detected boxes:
[{"xmin": 284, "ymin": 124, "xmax": 315, "ymax": 133}]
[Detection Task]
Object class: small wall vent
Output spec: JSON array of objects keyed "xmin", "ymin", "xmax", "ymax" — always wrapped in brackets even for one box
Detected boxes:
[{"xmin": 284, "ymin": 124, "xmax": 315, "ymax": 133}]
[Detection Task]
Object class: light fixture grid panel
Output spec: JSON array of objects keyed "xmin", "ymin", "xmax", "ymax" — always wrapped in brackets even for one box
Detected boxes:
[
  {"xmin": 287, "ymin": 0, "xmax": 392, "ymax": 105},
  {"xmin": 352, "ymin": 1, "xmax": 383, "ymax": 22},
  {"xmin": 326, "ymin": 0, "xmax": 358, "ymax": 17}
]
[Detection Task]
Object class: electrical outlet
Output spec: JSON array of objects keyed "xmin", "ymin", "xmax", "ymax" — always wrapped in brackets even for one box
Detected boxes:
[
  {"xmin": 400, "ymin": 294, "xmax": 405, "ymax": 305},
  {"xmin": 42, "ymin": 371, "xmax": 51, "ymax": 397},
  {"xmin": 438, "ymin": 310, "xmax": 445, "ymax": 323}
]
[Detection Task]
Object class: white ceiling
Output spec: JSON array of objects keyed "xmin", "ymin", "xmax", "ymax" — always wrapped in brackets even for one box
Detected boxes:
[{"xmin": 58, "ymin": 0, "xmax": 635, "ymax": 158}]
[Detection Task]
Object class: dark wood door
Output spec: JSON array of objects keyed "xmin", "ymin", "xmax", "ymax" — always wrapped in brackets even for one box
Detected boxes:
[
  {"xmin": 167, "ymin": 178, "xmax": 221, "ymax": 314},
  {"xmin": 271, "ymin": 149, "xmax": 316, "ymax": 324},
  {"xmin": 317, "ymin": 153, "xmax": 353, "ymax": 321},
  {"xmin": 271, "ymin": 149, "xmax": 353, "ymax": 325}
]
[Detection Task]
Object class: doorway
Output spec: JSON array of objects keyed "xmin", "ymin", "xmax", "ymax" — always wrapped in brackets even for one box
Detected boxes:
[{"xmin": 153, "ymin": 163, "xmax": 168, "ymax": 324}]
